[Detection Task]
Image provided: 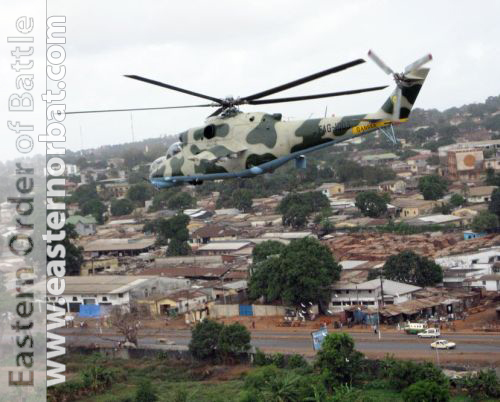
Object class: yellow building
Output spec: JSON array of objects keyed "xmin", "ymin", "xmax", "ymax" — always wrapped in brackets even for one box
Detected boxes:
[{"xmin": 81, "ymin": 257, "xmax": 119, "ymax": 276}]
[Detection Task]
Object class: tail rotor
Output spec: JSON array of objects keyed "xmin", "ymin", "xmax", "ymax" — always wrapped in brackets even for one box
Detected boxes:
[{"xmin": 368, "ymin": 50, "xmax": 432, "ymax": 122}]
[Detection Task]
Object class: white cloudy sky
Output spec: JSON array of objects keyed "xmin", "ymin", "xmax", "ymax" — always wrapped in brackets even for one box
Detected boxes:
[{"xmin": 1, "ymin": 0, "xmax": 499, "ymax": 162}]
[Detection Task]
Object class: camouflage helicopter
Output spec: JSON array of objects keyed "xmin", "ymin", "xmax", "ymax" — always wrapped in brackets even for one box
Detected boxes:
[{"xmin": 69, "ymin": 50, "xmax": 431, "ymax": 189}]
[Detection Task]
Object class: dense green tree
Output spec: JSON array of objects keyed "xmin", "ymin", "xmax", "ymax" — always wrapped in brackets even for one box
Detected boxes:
[
  {"xmin": 79, "ymin": 199, "xmax": 107, "ymax": 224},
  {"xmin": 189, "ymin": 319, "xmax": 223, "ymax": 360},
  {"xmin": 488, "ymin": 188, "xmax": 500, "ymax": 217},
  {"xmin": 418, "ymin": 175, "xmax": 448, "ymax": 200},
  {"xmin": 189, "ymin": 320, "xmax": 251, "ymax": 362},
  {"xmin": 315, "ymin": 333, "xmax": 364, "ymax": 387},
  {"xmin": 449, "ymin": 193, "xmax": 466, "ymax": 208},
  {"xmin": 381, "ymin": 250, "xmax": 443, "ymax": 287},
  {"xmin": 58, "ymin": 224, "xmax": 84, "ymax": 276},
  {"xmin": 232, "ymin": 189, "xmax": 254, "ymax": 212},
  {"xmin": 355, "ymin": 191, "xmax": 388, "ymax": 218},
  {"xmin": 282, "ymin": 204, "xmax": 309, "ymax": 229},
  {"xmin": 70, "ymin": 184, "xmax": 98, "ymax": 205},
  {"xmin": 471, "ymin": 210, "xmax": 499, "ymax": 233},
  {"xmin": 110, "ymin": 198, "xmax": 134, "ymax": 216},
  {"xmin": 278, "ymin": 191, "xmax": 329, "ymax": 228},
  {"xmin": 402, "ymin": 380, "xmax": 450, "ymax": 402},
  {"xmin": 248, "ymin": 257, "xmax": 283, "ymax": 303},
  {"xmin": 148, "ymin": 188, "xmax": 177, "ymax": 212},
  {"xmin": 252, "ymin": 240, "xmax": 286, "ymax": 264},
  {"xmin": 166, "ymin": 238, "xmax": 191, "ymax": 256},
  {"xmin": 167, "ymin": 192, "xmax": 194, "ymax": 211},
  {"xmin": 153, "ymin": 213, "xmax": 191, "ymax": 255},
  {"xmin": 249, "ymin": 237, "xmax": 341, "ymax": 308},
  {"xmin": 127, "ymin": 183, "xmax": 154, "ymax": 206},
  {"xmin": 217, "ymin": 323, "xmax": 252, "ymax": 362}
]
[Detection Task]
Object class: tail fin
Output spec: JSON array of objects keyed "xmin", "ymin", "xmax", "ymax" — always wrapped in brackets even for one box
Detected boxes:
[{"xmin": 373, "ymin": 68, "xmax": 430, "ymax": 121}]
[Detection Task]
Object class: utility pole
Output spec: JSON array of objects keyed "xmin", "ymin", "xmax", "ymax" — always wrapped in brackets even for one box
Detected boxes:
[{"xmin": 378, "ymin": 274, "xmax": 385, "ymax": 340}]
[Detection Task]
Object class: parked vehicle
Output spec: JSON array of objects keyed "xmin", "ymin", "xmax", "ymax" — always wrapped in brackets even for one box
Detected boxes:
[
  {"xmin": 404, "ymin": 322, "xmax": 426, "ymax": 335},
  {"xmin": 418, "ymin": 328, "xmax": 440, "ymax": 338},
  {"xmin": 430, "ymin": 340, "xmax": 456, "ymax": 349}
]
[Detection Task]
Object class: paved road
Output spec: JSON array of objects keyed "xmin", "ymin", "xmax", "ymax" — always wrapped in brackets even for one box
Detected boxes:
[{"xmin": 59, "ymin": 328, "xmax": 500, "ymax": 355}]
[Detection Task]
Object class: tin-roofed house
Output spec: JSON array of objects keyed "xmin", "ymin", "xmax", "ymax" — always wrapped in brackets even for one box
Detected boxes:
[{"xmin": 66, "ymin": 215, "xmax": 97, "ymax": 236}]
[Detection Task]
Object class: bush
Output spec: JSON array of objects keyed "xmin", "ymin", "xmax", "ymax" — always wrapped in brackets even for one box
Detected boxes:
[
  {"xmin": 386, "ymin": 360, "xmax": 448, "ymax": 391},
  {"xmin": 315, "ymin": 333, "xmax": 364, "ymax": 388},
  {"xmin": 189, "ymin": 320, "xmax": 251, "ymax": 362},
  {"xmin": 460, "ymin": 369, "xmax": 500, "ymax": 400},
  {"xmin": 286, "ymin": 354, "xmax": 309, "ymax": 369},
  {"xmin": 134, "ymin": 379, "xmax": 158, "ymax": 402},
  {"xmin": 402, "ymin": 380, "xmax": 450, "ymax": 402}
]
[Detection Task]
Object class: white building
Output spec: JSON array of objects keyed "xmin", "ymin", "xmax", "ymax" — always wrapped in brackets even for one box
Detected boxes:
[
  {"xmin": 59, "ymin": 275, "xmax": 190, "ymax": 313},
  {"xmin": 330, "ymin": 279, "xmax": 421, "ymax": 311},
  {"xmin": 436, "ymin": 247, "xmax": 500, "ymax": 288}
]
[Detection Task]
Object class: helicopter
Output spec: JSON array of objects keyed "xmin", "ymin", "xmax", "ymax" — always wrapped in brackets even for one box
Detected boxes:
[{"xmin": 69, "ymin": 50, "xmax": 431, "ymax": 189}]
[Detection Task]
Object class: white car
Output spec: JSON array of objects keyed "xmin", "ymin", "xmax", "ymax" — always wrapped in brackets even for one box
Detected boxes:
[
  {"xmin": 430, "ymin": 340, "xmax": 456, "ymax": 350},
  {"xmin": 418, "ymin": 328, "xmax": 440, "ymax": 338}
]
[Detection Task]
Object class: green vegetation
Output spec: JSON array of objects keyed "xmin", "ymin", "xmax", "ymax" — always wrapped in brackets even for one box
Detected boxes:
[
  {"xmin": 111, "ymin": 198, "xmax": 135, "ymax": 216},
  {"xmin": 48, "ymin": 339, "xmax": 500, "ymax": 402},
  {"xmin": 418, "ymin": 175, "xmax": 449, "ymax": 200},
  {"xmin": 315, "ymin": 333, "xmax": 364, "ymax": 387},
  {"xmin": 378, "ymin": 250, "xmax": 443, "ymax": 287},
  {"xmin": 217, "ymin": 188, "xmax": 254, "ymax": 212},
  {"xmin": 249, "ymin": 237, "xmax": 341, "ymax": 307},
  {"xmin": 402, "ymin": 380, "xmax": 450, "ymax": 402},
  {"xmin": 471, "ymin": 210, "xmax": 499, "ymax": 233},
  {"xmin": 128, "ymin": 183, "xmax": 154, "ymax": 207},
  {"xmin": 189, "ymin": 320, "xmax": 251, "ymax": 363},
  {"xmin": 488, "ymin": 188, "xmax": 500, "ymax": 218},
  {"xmin": 144, "ymin": 214, "xmax": 191, "ymax": 255},
  {"xmin": 277, "ymin": 191, "xmax": 330, "ymax": 229},
  {"xmin": 167, "ymin": 192, "xmax": 195, "ymax": 211},
  {"xmin": 458, "ymin": 369, "xmax": 500, "ymax": 401},
  {"xmin": 57, "ymin": 223, "xmax": 84, "ymax": 276},
  {"xmin": 450, "ymin": 193, "xmax": 466, "ymax": 208},
  {"xmin": 355, "ymin": 191, "xmax": 388, "ymax": 218}
]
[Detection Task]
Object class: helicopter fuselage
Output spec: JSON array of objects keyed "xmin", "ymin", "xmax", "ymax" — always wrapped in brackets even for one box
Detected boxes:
[{"xmin": 149, "ymin": 110, "xmax": 392, "ymax": 188}]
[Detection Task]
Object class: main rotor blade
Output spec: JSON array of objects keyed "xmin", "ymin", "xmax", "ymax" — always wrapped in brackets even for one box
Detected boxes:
[
  {"xmin": 207, "ymin": 106, "xmax": 225, "ymax": 117},
  {"xmin": 66, "ymin": 104, "xmax": 216, "ymax": 115},
  {"xmin": 241, "ymin": 59, "xmax": 366, "ymax": 102},
  {"xmin": 404, "ymin": 54, "xmax": 432, "ymax": 74},
  {"xmin": 125, "ymin": 75, "xmax": 225, "ymax": 104},
  {"xmin": 246, "ymin": 85, "xmax": 388, "ymax": 105},
  {"xmin": 367, "ymin": 50, "xmax": 394, "ymax": 75}
]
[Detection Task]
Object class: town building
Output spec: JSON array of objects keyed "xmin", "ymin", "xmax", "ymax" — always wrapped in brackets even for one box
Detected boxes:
[
  {"xmin": 378, "ymin": 179, "xmax": 406, "ymax": 194},
  {"xmin": 190, "ymin": 224, "xmax": 238, "ymax": 245},
  {"xmin": 196, "ymin": 241, "xmax": 254, "ymax": 256},
  {"xmin": 59, "ymin": 275, "xmax": 190, "ymax": 313},
  {"xmin": 391, "ymin": 198, "xmax": 436, "ymax": 218},
  {"xmin": 465, "ymin": 186, "xmax": 496, "ymax": 204},
  {"xmin": 330, "ymin": 279, "xmax": 421, "ymax": 311},
  {"xmin": 317, "ymin": 182, "xmax": 345, "ymax": 197},
  {"xmin": 83, "ymin": 237, "xmax": 156, "ymax": 257},
  {"xmin": 444, "ymin": 149, "xmax": 484, "ymax": 181},
  {"xmin": 66, "ymin": 215, "xmax": 97, "ymax": 236}
]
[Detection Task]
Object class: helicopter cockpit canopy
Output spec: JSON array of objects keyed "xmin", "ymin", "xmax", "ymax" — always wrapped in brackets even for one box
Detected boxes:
[{"xmin": 166, "ymin": 141, "xmax": 182, "ymax": 158}]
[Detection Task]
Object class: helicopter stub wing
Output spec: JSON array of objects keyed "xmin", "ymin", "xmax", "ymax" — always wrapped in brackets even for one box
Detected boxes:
[{"xmin": 189, "ymin": 143, "xmax": 247, "ymax": 163}]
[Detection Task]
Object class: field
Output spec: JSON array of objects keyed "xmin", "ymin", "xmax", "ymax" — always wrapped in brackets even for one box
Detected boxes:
[{"xmin": 48, "ymin": 352, "xmax": 498, "ymax": 402}]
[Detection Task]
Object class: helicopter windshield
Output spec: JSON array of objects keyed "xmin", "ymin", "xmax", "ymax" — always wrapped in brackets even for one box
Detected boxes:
[{"xmin": 166, "ymin": 141, "xmax": 182, "ymax": 158}]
